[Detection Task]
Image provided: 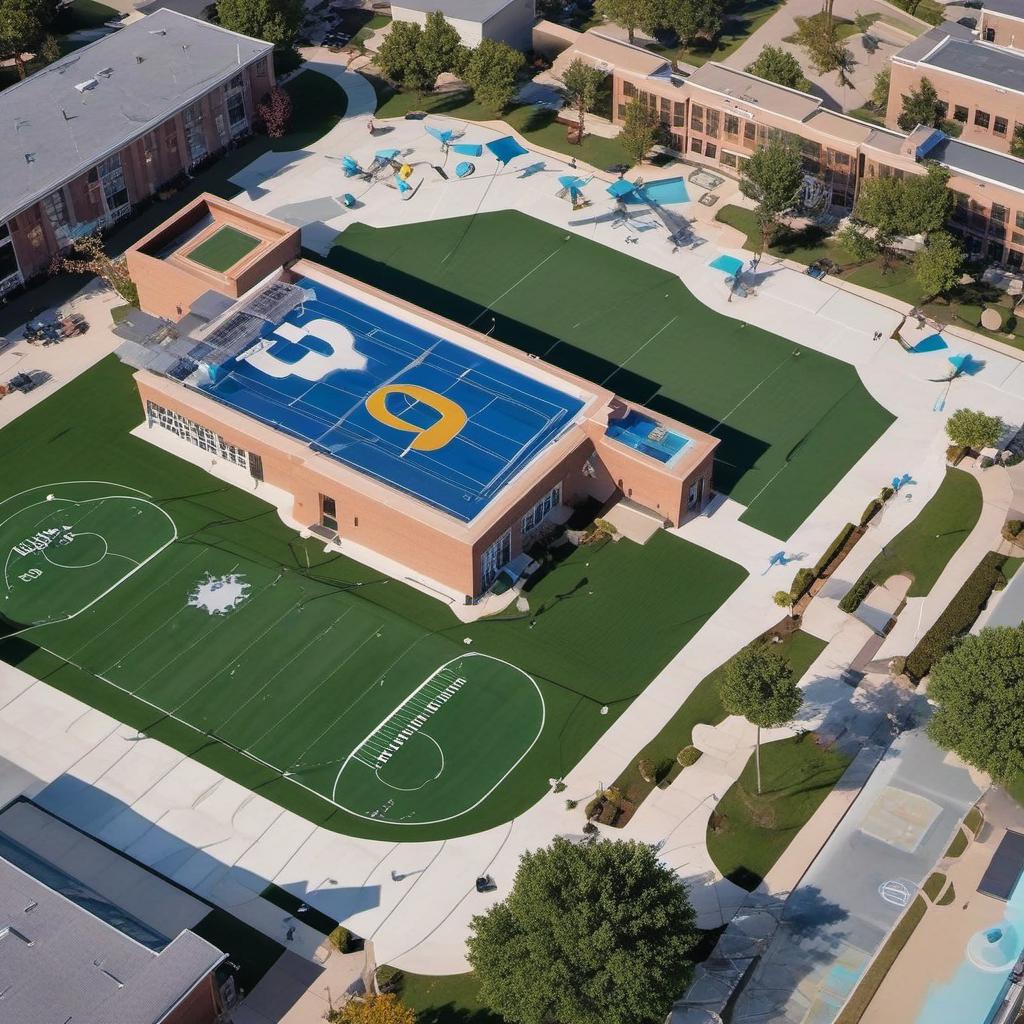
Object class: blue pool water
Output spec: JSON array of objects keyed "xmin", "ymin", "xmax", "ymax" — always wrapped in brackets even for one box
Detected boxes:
[
  {"xmin": 605, "ymin": 411, "xmax": 690, "ymax": 463},
  {"xmin": 710, "ymin": 254, "xmax": 745, "ymax": 276},
  {"xmin": 623, "ymin": 177, "xmax": 690, "ymax": 206}
]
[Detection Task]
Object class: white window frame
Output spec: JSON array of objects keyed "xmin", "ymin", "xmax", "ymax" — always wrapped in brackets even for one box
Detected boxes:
[
  {"xmin": 521, "ymin": 483, "xmax": 561, "ymax": 535},
  {"xmin": 146, "ymin": 400, "xmax": 249, "ymax": 467},
  {"xmin": 480, "ymin": 528, "xmax": 512, "ymax": 590}
]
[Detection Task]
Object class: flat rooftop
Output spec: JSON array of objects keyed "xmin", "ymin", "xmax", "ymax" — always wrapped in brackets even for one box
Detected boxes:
[
  {"xmin": 192, "ymin": 274, "xmax": 592, "ymax": 521},
  {"xmin": 921, "ymin": 35, "xmax": 1024, "ymax": 95},
  {"xmin": 0, "ymin": 8, "xmax": 271, "ymax": 224},
  {"xmin": 686, "ymin": 62, "xmax": 822, "ymax": 122}
]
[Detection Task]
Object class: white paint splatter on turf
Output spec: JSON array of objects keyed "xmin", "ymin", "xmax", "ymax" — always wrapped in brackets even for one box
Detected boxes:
[{"xmin": 188, "ymin": 573, "xmax": 251, "ymax": 615}]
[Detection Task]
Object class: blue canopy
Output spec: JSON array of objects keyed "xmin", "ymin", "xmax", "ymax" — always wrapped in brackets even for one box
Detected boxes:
[
  {"xmin": 486, "ymin": 136, "xmax": 528, "ymax": 165},
  {"xmin": 607, "ymin": 179, "xmax": 635, "ymax": 198},
  {"xmin": 342, "ymin": 155, "xmax": 359, "ymax": 170},
  {"xmin": 375, "ymin": 148, "xmax": 400, "ymax": 160},
  {"xmin": 425, "ymin": 126, "xmax": 456, "ymax": 145},
  {"xmin": 452, "ymin": 143, "xmax": 483, "ymax": 156},
  {"xmin": 558, "ymin": 175, "xmax": 587, "ymax": 190},
  {"xmin": 911, "ymin": 333, "xmax": 948, "ymax": 353},
  {"xmin": 948, "ymin": 352, "xmax": 972, "ymax": 374},
  {"xmin": 394, "ymin": 174, "xmax": 412, "ymax": 194},
  {"xmin": 709, "ymin": 254, "xmax": 744, "ymax": 276}
]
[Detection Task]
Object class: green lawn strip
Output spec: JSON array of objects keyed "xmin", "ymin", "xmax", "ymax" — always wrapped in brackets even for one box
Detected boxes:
[
  {"xmin": 397, "ymin": 971, "xmax": 505, "ymax": 1024},
  {"xmin": 58, "ymin": 0, "xmax": 119, "ymax": 31},
  {"xmin": 706, "ymin": 734, "xmax": 853, "ymax": 890},
  {"xmin": 784, "ymin": 13, "xmax": 873, "ymax": 44},
  {"xmin": 1007, "ymin": 774, "xmax": 1024, "ymax": 806},
  {"xmin": 965, "ymin": 806, "xmax": 984, "ymax": 836},
  {"xmin": 1002, "ymin": 556, "xmax": 1024, "ymax": 583},
  {"xmin": 375, "ymin": 89, "xmax": 631, "ymax": 169},
  {"xmin": 715, "ymin": 205, "xmax": 842, "ymax": 266},
  {"xmin": 937, "ymin": 882, "xmax": 956, "ymax": 906},
  {"xmin": 187, "ymin": 226, "xmax": 260, "ymax": 272},
  {"xmin": 610, "ymin": 631, "xmax": 826, "ymax": 810},
  {"xmin": 945, "ymin": 829, "xmax": 968, "ymax": 858},
  {"xmin": 855, "ymin": 467, "xmax": 982, "ymax": 598},
  {"xmin": 877, "ymin": 14, "xmax": 925, "ymax": 36},
  {"xmin": 835, "ymin": 896, "xmax": 927, "ymax": 1024},
  {"xmin": 192, "ymin": 907, "xmax": 285, "ymax": 995},
  {"xmin": 328, "ymin": 213, "xmax": 893, "ymax": 538},
  {"xmin": 922, "ymin": 871, "xmax": 946, "ymax": 902},
  {"xmin": 847, "ymin": 105, "xmax": 886, "ymax": 127},
  {"xmin": 260, "ymin": 883, "xmax": 339, "ymax": 935}
]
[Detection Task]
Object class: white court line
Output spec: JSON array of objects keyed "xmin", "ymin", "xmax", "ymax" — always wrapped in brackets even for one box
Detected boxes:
[{"xmin": 600, "ymin": 316, "xmax": 679, "ymax": 386}]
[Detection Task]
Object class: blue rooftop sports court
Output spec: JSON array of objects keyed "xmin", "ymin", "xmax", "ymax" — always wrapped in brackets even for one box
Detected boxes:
[{"xmin": 197, "ymin": 276, "xmax": 586, "ymax": 521}]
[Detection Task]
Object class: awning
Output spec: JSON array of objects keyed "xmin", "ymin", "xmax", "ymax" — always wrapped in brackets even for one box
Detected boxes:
[
  {"xmin": 452, "ymin": 143, "xmax": 483, "ymax": 156},
  {"xmin": 606, "ymin": 179, "xmax": 635, "ymax": 198},
  {"xmin": 486, "ymin": 136, "xmax": 528, "ymax": 165}
]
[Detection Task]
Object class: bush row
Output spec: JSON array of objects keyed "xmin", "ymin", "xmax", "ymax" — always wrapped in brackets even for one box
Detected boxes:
[
  {"xmin": 905, "ymin": 552, "xmax": 1006, "ymax": 680},
  {"xmin": 791, "ymin": 567, "xmax": 816, "ymax": 602},
  {"xmin": 839, "ymin": 577, "xmax": 874, "ymax": 614},
  {"xmin": 813, "ymin": 523, "xmax": 856, "ymax": 578},
  {"xmin": 1004, "ymin": 520, "xmax": 1024, "ymax": 546}
]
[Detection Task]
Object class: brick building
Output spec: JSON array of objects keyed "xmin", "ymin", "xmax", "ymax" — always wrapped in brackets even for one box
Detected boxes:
[
  {"xmin": 978, "ymin": 0, "xmax": 1024, "ymax": 49},
  {"xmin": 0, "ymin": 8, "xmax": 274, "ymax": 297}
]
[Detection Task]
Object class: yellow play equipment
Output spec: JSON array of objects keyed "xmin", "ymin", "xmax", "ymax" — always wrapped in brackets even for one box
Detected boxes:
[{"xmin": 398, "ymin": 163, "xmax": 413, "ymax": 180}]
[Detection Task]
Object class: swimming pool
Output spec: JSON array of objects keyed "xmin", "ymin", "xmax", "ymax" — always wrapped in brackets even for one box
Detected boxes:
[
  {"xmin": 623, "ymin": 177, "xmax": 690, "ymax": 206},
  {"xmin": 605, "ymin": 410, "xmax": 690, "ymax": 463}
]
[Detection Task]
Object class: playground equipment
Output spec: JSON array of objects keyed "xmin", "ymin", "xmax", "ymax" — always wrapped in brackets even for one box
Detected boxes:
[
  {"xmin": 342, "ymin": 193, "xmax": 356, "ymax": 209},
  {"xmin": 341, "ymin": 155, "xmax": 364, "ymax": 178},
  {"xmin": 557, "ymin": 174, "xmax": 593, "ymax": 209},
  {"xmin": 455, "ymin": 161, "xmax": 475, "ymax": 178},
  {"xmin": 398, "ymin": 163, "xmax": 413, "ymax": 180}
]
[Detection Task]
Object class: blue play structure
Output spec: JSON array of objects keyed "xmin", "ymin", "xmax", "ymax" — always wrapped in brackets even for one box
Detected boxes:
[
  {"xmin": 375, "ymin": 148, "xmax": 400, "ymax": 160},
  {"xmin": 486, "ymin": 136, "xmax": 528, "ymax": 165},
  {"xmin": 452, "ymin": 143, "xmax": 483, "ymax": 157},
  {"xmin": 558, "ymin": 174, "xmax": 592, "ymax": 205},
  {"xmin": 198, "ymin": 277, "xmax": 585, "ymax": 522},
  {"xmin": 341, "ymin": 193, "xmax": 356, "ymax": 209},
  {"xmin": 342, "ymin": 155, "xmax": 361, "ymax": 177},
  {"xmin": 455, "ymin": 161, "xmax": 475, "ymax": 178},
  {"xmin": 911, "ymin": 333, "xmax": 948, "ymax": 353},
  {"xmin": 425, "ymin": 126, "xmax": 457, "ymax": 147},
  {"xmin": 892, "ymin": 473, "xmax": 913, "ymax": 491},
  {"xmin": 709, "ymin": 254, "xmax": 745, "ymax": 276},
  {"xmin": 606, "ymin": 179, "xmax": 635, "ymax": 199}
]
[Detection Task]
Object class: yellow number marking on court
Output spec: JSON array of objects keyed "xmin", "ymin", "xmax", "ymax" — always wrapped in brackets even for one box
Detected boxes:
[{"xmin": 365, "ymin": 384, "xmax": 467, "ymax": 452}]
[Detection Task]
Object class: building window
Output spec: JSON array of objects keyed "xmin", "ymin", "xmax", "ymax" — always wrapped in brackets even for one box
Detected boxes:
[
  {"xmin": 41, "ymin": 189, "xmax": 72, "ymax": 248},
  {"xmin": 743, "ymin": 121, "xmax": 756, "ymax": 144},
  {"xmin": 706, "ymin": 109, "xmax": 720, "ymax": 138},
  {"xmin": 0, "ymin": 222, "xmax": 20, "ymax": 294},
  {"xmin": 704, "ymin": 142, "xmax": 717, "ymax": 159},
  {"xmin": 985, "ymin": 26, "xmax": 996, "ymax": 41},
  {"xmin": 622, "ymin": 80, "xmax": 635, "ymax": 97},
  {"xmin": 320, "ymin": 494, "xmax": 338, "ymax": 531},
  {"xmin": 992, "ymin": 203, "xmax": 1007, "ymax": 225},
  {"xmin": 673, "ymin": 101, "xmax": 686, "ymax": 127},
  {"xmin": 721, "ymin": 151, "xmax": 737, "ymax": 168},
  {"xmin": 936, "ymin": 100, "xmax": 948, "ymax": 119},
  {"xmin": 954, "ymin": 105, "xmax": 968, "ymax": 123},
  {"xmin": 690, "ymin": 138, "xmax": 702, "ymax": 154},
  {"xmin": 690, "ymin": 104, "xmax": 703, "ymax": 133},
  {"xmin": 995, "ymin": 116, "xmax": 1009, "ymax": 136},
  {"xmin": 724, "ymin": 114, "xmax": 739, "ymax": 136},
  {"xmin": 1016, "ymin": 211, "xmax": 1024, "ymax": 230},
  {"xmin": 480, "ymin": 529, "xmax": 512, "ymax": 590},
  {"xmin": 182, "ymin": 103, "xmax": 208, "ymax": 166},
  {"xmin": 145, "ymin": 401, "xmax": 249, "ymax": 467},
  {"xmin": 975, "ymin": 110, "xmax": 991, "ymax": 129},
  {"xmin": 96, "ymin": 153, "xmax": 130, "ymax": 218},
  {"xmin": 522, "ymin": 484, "xmax": 561, "ymax": 535}
]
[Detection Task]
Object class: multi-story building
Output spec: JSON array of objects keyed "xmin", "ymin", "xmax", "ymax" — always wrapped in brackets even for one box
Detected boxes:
[
  {"xmin": 978, "ymin": 0, "xmax": 1024, "ymax": 49},
  {"xmin": 0, "ymin": 8, "xmax": 274, "ymax": 297},
  {"xmin": 540, "ymin": 22, "xmax": 1024, "ymax": 268}
]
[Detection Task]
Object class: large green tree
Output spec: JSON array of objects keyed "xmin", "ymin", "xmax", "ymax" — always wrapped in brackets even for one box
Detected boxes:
[
  {"xmin": 418, "ymin": 10, "xmax": 464, "ymax": 83},
  {"xmin": 462, "ymin": 39, "xmax": 524, "ymax": 112},
  {"xmin": 594, "ymin": 0, "xmax": 663, "ymax": 44},
  {"xmin": 216, "ymin": 0, "xmax": 303, "ymax": 49},
  {"xmin": 0, "ymin": 0, "xmax": 54, "ymax": 78},
  {"xmin": 928, "ymin": 626, "xmax": 1024, "ymax": 782},
  {"xmin": 871, "ymin": 67, "xmax": 890, "ymax": 110},
  {"xmin": 739, "ymin": 136, "xmax": 804, "ymax": 251},
  {"xmin": 468, "ymin": 836, "xmax": 699, "ymax": 1024},
  {"xmin": 914, "ymin": 230, "xmax": 964, "ymax": 301},
  {"xmin": 945, "ymin": 407, "xmax": 1006, "ymax": 450},
  {"xmin": 897, "ymin": 76, "xmax": 943, "ymax": 132},
  {"xmin": 560, "ymin": 57, "xmax": 606, "ymax": 142},
  {"xmin": 667, "ymin": 0, "xmax": 722, "ymax": 46},
  {"xmin": 746, "ymin": 45, "xmax": 811, "ymax": 92},
  {"xmin": 619, "ymin": 95, "xmax": 661, "ymax": 165},
  {"xmin": 719, "ymin": 644, "xmax": 802, "ymax": 794},
  {"xmin": 375, "ymin": 20, "xmax": 430, "ymax": 92}
]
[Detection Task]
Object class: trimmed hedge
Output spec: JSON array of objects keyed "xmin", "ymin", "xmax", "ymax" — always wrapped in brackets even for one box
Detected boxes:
[
  {"xmin": 839, "ymin": 577, "xmax": 873, "ymax": 614},
  {"xmin": 376, "ymin": 965, "xmax": 404, "ymax": 993},
  {"xmin": 814, "ymin": 523, "xmax": 856, "ymax": 578},
  {"xmin": 860, "ymin": 499, "xmax": 882, "ymax": 527},
  {"xmin": 676, "ymin": 745, "xmax": 702, "ymax": 768},
  {"xmin": 905, "ymin": 552, "xmax": 1006, "ymax": 680},
  {"xmin": 791, "ymin": 567, "xmax": 815, "ymax": 601}
]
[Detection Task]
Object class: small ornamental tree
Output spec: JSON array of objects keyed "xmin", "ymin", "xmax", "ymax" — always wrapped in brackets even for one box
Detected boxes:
[
  {"xmin": 914, "ymin": 230, "xmax": 965, "ymax": 301},
  {"xmin": 945, "ymin": 408, "xmax": 1006, "ymax": 450},
  {"xmin": 669, "ymin": 0, "xmax": 723, "ymax": 46},
  {"xmin": 746, "ymin": 45, "xmax": 811, "ymax": 92},
  {"xmin": 257, "ymin": 86, "xmax": 293, "ymax": 138},
  {"xmin": 468, "ymin": 836, "xmax": 700, "ymax": 1024},
  {"xmin": 739, "ymin": 137, "xmax": 803, "ymax": 251},
  {"xmin": 327, "ymin": 993, "xmax": 416, "ymax": 1024},
  {"xmin": 376, "ymin": 20, "xmax": 430, "ymax": 92},
  {"xmin": 49, "ymin": 234, "xmax": 137, "ymax": 305},
  {"xmin": 1012, "ymin": 125, "xmax": 1024, "ymax": 160},
  {"xmin": 774, "ymin": 590, "xmax": 794, "ymax": 614},
  {"xmin": 871, "ymin": 67, "xmax": 890, "ymax": 110},
  {"xmin": 897, "ymin": 76, "xmax": 943, "ymax": 131},
  {"xmin": 719, "ymin": 645, "xmax": 802, "ymax": 794},
  {"xmin": 462, "ymin": 39, "xmax": 524, "ymax": 112},
  {"xmin": 928, "ymin": 626, "xmax": 1024, "ymax": 781},
  {"xmin": 619, "ymin": 95, "xmax": 661, "ymax": 165},
  {"xmin": 836, "ymin": 223, "xmax": 879, "ymax": 263},
  {"xmin": 418, "ymin": 11, "xmax": 464, "ymax": 83},
  {"xmin": 560, "ymin": 57, "xmax": 605, "ymax": 143},
  {"xmin": 593, "ymin": 0, "xmax": 663, "ymax": 44}
]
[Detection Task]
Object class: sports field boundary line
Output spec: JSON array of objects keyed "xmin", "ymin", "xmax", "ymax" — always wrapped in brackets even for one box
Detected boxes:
[
  {"xmin": 0, "ymin": 483, "xmax": 178, "ymax": 633},
  {"xmin": 329, "ymin": 652, "xmax": 545, "ymax": 826}
]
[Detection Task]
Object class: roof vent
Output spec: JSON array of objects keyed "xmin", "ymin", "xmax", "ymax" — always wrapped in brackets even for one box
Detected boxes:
[
  {"xmin": 135, "ymin": 54, "xmax": 144, "ymax": 63},
  {"xmin": 24, "ymin": 153, "xmax": 35, "ymax": 164},
  {"xmin": 74, "ymin": 78, "xmax": 98, "ymax": 92},
  {"xmin": 148, "ymin": 28, "xmax": 166, "ymax": 35},
  {"xmin": 96, "ymin": 66, "xmax": 113, "ymax": 77}
]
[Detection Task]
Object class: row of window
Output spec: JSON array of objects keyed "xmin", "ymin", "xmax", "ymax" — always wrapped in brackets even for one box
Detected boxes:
[
  {"xmin": 521, "ymin": 484, "xmax": 561, "ymax": 536},
  {"xmin": 147, "ymin": 400, "xmax": 249, "ymax": 467},
  {"xmin": 937, "ymin": 100, "xmax": 1021, "ymax": 140}
]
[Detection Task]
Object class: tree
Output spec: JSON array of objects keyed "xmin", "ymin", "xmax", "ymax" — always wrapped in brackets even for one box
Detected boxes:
[
  {"xmin": 1012, "ymin": 125, "xmax": 1024, "ymax": 160},
  {"xmin": 462, "ymin": 39, "xmax": 524, "ymax": 112},
  {"xmin": 719, "ymin": 645, "xmax": 802, "ymax": 794},
  {"xmin": 560, "ymin": 58, "xmax": 605, "ymax": 143},
  {"xmin": 0, "ymin": 0, "xmax": 51, "ymax": 78},
  {"xmin": 257, "ymin": 86, "xmax": 293, "ymax": 137},
  {"xmin": 618, "ymin": 95, "xmax": 661, "ymax": 165},
  {"xmin": 49, "ymin": 234, "xmax": 136, "ymax": 305},
  {"xmin": 668, "ymin": 0, "xmax": 723, "ymax": 46},
  {"xmin": 945, "ymin": 408, "xmax": 1006, "ymax": 450},
  {"xmin": 897, "ymin": 76, "xmax": 942, "ymax": 132},
  {"xmin": 746, "ymin": 45, "xmax": 811, "ymax": 92},
  {"xmin": 327, "ymin": 994, "xmax": 416, "ymax": 1024},
  {"xmin": 376, "ymin": 20, "xmax": 430, "ymax": 92},
  {"xmin": 216, "ymin": 0, "xmax": 303, "ymax": 49},
  {"xmin": 773, "ymin": 590, "xmax": 794, "ymax": 615},
  {"xmin": 871, "ymin": 67, "xmax": 890, "ymax": 110},
  {"xmin": 914, "ymin": 230, "xmax": 964, "ymax": 301},
  {"xmin": 739, "ymin": 137, "xmax": 803, "ymax": 251},
  {"xmin": 468, "ymin": 836, "xmax": 699, "ymax": 1024},
  {"xmin": 594, "ymin": 0, "xmax": 663, "ymax": 44},
  {"xmin": 793, "ymin": 10, "xmax": 854, "ymax": 80},
  {"xmin": 928, "ymin": 626, "xmax": 1024, "ymax": 781},
  {"xmin": 418, "ymin": 11, "xmax": 463, "ymax": 84},
  {"xmin": 836, "ymin": 222, "xmax": 879, "ymax": 262}
]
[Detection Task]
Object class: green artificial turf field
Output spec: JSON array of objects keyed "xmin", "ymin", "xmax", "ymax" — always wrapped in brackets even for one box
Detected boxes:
[
  {"xmin": 0, "ymin": 358, "xmax": 745, "ymax": 840},
  {"xmin": 326, "ymin": 212, "xmax": 896, "ymax": 539},
  {"xmin": 188, "ymin": 226, "xmax": 260, "ymax": 272}
]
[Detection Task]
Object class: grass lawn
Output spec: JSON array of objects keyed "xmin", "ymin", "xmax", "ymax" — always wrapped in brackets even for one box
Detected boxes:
[
  {"xmin": 192, "ymin": 907, "xmax": 284, "ymax": 995},
  {"xmin": 56, "ymin": 0, "xmax": 119, "ymax": 31},
  {"xmin": 646, "ymin": 0, "xmax": 787, "ymax": 67},
  {"xmin": 706, "ymin": 733, "xmax": 853, "ymax": 890},
  {"xmin": 784, "ymin": 13, "xmax": 874, "ymax": 44},
  {"xmin": 329, "ymin": 212, "xmax": 894, "ymax": 539},
  {"xmin": 188, "ymin": 226, "xmax": 261, "ymax": 272},
  {"xmin": 610, "ymin": 630, "xmax": 826, "ymax": 810},
  {"xmin": 857, "ymin": 467, "xmax": 982, "ymax": 597},
  {"xmin": 375, "ymin": 87, "xmax": 631, "ymax": 170},
  {"xmin": 0, "ymin": 357, "xmax": 744, "ymax": 840},
  {"xmin": 715, "ymin": 205, "xmax": 838, "ymax": 266},
  {"xmin": 1002, "ymin": 556, "xmax": 1023, "ymax": 584},
  {"xmin": 398, "ymin": 972, "xmax": 505, "ymax": 1024},
  {"xmin": 847, "ymin": 105, "xmax": 886, "ymax": 127}
]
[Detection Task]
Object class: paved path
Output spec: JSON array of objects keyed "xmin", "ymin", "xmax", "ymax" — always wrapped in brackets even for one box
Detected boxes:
[{"xmin": 3, "ymin": 57, "xmax": 1024, "ymax": 986}]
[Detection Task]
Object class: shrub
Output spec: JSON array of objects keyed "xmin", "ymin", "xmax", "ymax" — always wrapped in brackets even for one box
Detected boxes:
[
  {"xmin": 905, "ymin": 552, "xmax": 1006, "ymax": 680},
  {"xmin": 376, "ymin": 965, "xmax": 404, "ymax": 993},
  {"xmin": 257, "ymin": 87, "xmax": 293, "ymax": 137},
  {"xmin": 980, "ymin": 456, "xmax": 995, "ymax": 469},
  {"xmin": 637, "ymin": 758, "xmax": 658, "ymax": 783},
  {"xmin": 582, "ymin": 821, "xmax": 598, "ymax": 836},
  {"xmin": 880, "ymin": 486, "xmax": 894, "ymax": 502},
  {"xmin": 839, "ymin": 577, "xmax": 874, "ymax": 614},
  {"xmin": 1006, "ymin": 452, "xmax": 1024, "ymax": 467},
  {"xmin": 565, "ymin": 798, "xmax": 577, "ymax": 810},
  {"xmin": 860, "ymin": 499, "xmax": 882, "ymax": 527},
  {"xmin": 329, "ymin": 925, "xmax": 350, "ymax": 952},
  {"xmin": 676, "ymin": 745, "xmax": 702, "ymax": 768},
  {"xmin": 946, "ymin": 444, "xmax": 969, "ymax": 465},
  {"xmin": 584, "ymin": 795, "xmax": 602, "ymax": 819},
  {"xmin": 813, "ymin": 523, "xmax": 856, "ymax": 577},
  {"xmin": 1003, "ymin": 520, "xmax": 1024, "ymax": 545},
  {"xmin": 791, "ymin": 567, "xmax": 815, "ymax": 601}
]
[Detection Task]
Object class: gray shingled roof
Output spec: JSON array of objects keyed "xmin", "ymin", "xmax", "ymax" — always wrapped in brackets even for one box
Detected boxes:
[
  {"xmin": 0, "ymin": 8, "xmax": 272, "ymax": 225},
  {"xmin": 922, "ymin": 35, "xmax": 1024, "ymax": 94},
  {"xmin": 0, "ymin": 855, "xmax": 224, "ymax": 1023},
  {"xmin": 393, "ymin": 0, "xmax": 524, "ymax": 22}
]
